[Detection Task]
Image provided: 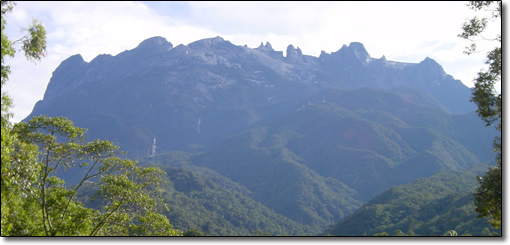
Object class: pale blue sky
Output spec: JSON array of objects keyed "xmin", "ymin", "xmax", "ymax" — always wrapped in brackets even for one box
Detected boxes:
[{"xmin": 3, "ymin": 1, "xmax": 501, "ymax": 123}]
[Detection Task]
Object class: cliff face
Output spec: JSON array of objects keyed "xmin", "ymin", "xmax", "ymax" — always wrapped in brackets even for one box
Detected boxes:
[{"xmin": 27, "ymin": 36, "xmax": 476, "ymax": 157}]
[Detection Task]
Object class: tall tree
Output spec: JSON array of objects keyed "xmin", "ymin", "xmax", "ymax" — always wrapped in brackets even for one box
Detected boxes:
[
  {"xmin": 1, "ymin": 2, "xmax": 181, "ymax": 236},
  {"xmin": 1, "ymin": 1, "xmax": 47, "ymax": 235},
  {"xmin": 458, "ymin": 1, "xmax": 501, "ymax": 229},
  {"xmin": 12, "ymin": 116, "xmax": 182, "ymax": 236},
  {"xmin": 5, "ymin": 115, "xmax": 182, "ymax": 236}
]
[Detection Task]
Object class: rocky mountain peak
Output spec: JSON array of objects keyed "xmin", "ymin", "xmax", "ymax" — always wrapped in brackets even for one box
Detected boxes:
[
  {"xmin": 420, "ymin": 57, "xmax": 442, "ymax": 68},
  {"xmin": 418, "ymin": 57, "xmax": 447, "ymax": 77},
  {"xmin": 348, "ymin": 42, "xmax": 371, "ymax": 63},
  {"xmin": 32, "ymin": 35, "xmax": 476, "ymax": 136},
  {"xmin": 256, "ymin": 41, "xmax": 276, "ymax": 54},
  {"xmin": 57, "ymin": 54, "xmax": 85, "ymax": 69},
  {"xmin": 41, "ymin": 54, "xmax": 88, "ymax": 102},
  {"xmin": 255, "ymin": 41, "xmax": 284, "ymax": 59},
  {"xmin": 285, "ymin": 44, "xmax": 303, "ymax": 62},
  {"xmin": 135, "ymin": 36, "xmax": 173, "ymax": 50},
  {"xmin": 188, "ymin": 36, "xmax": 229, "ymax": 50},
  {"xmin": 257, "ymin": 41, "xmax": 273, "ymax": 50},
  {"xmin": 331, "ymin": 42, "xmax": 371, "ymax": 65}
]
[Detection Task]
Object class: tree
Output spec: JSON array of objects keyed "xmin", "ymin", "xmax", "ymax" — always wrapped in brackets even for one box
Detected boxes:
[
  {"xmin": 1, "ymin": 1, "xmax": 46, "ymax": 87},
  {"xmin": 9, "ymin": 116, "xmax": 182, "ymax": 236},
  {"xmin": 183, "ymin": 228, "xmax": 209, "ymax": 236},
  {"xmin": 458, "ymin": 1, "xmax": 501, "ymax": 229},
  {"xmin": 406, "ymin": 229, "xmax": 416, "ymax": 236},
  {"xmin": 473, "ymin": 165, "xmax": 502, "ymax": 229},
  {"xmin": 1, "ymin": 2, "xmax": 181, "ymax": 236},
  {"xmin": 1, "ymin": 1, "xmax": 47, "ymax": 235}
]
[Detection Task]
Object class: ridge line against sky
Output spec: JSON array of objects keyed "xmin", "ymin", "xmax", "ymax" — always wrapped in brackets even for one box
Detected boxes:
[{"xmin": 3, "ymin": 1, "xmax": 502, "ymax": 123}]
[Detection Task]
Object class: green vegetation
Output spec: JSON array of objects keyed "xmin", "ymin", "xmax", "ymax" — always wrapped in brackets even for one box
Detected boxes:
[
  {"xmin": 129, "ymin": 94, "xmax": 498, "ymax": 235},
  {"xmin": 2, "ymin": 115, "xmax": 183, "ymax": 236},
  {"xmin": 1, "ymin": 2, "xmax": 180, "ymax": 236},
  {"xmin": 1, "ymin": 1, "xmax": 46, "ymax": 86},
  {"xmin": 2, "ymin": 1, "xmax": 46, "ymax": 235},
  {"xmin": 322, "ymin": 167, "xmax": 501, "ymax": 236},
  {"xmin": 459, "ymin": 1, "xmax": 501, "ymax": 229},
  {"xmin": 194, "ymin": 134, "xmax": 363, "ymax": 233},
  {"xmin": 138, "ymin": 153, "xmax": 311, "ymax": 236}
]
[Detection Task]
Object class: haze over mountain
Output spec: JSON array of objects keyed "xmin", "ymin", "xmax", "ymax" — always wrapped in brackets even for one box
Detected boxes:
[
  {"xmin": 24, "ymin": 36, "xmax": 497, "ymax": 235},
  {"xmin": 26, "ymin": 36, "xmax": 476, "ymax": 158}
]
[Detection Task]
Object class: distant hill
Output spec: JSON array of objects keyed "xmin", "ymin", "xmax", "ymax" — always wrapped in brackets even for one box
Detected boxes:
[{"xmin": 322, "ymin": 165, "xmax": 501, "ymax": 236}]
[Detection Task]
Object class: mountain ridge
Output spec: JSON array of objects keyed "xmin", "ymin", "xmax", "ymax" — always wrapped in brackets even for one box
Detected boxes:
[
  {"xmin": 33, "ymin": 36, "xmax": 473, "ymax": 114},
  {"xmin": 26, "ymin": 36, "xmax": 477, "ymax": 158},
  {"xmin": 23, "ymin": 36, "xmax": 498, "ymax": 235}
]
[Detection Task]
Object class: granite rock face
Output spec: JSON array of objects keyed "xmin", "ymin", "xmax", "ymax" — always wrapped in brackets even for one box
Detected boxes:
[{"xmin": 27, "ymin": 36, "xmax": 476, "ymax": 157}]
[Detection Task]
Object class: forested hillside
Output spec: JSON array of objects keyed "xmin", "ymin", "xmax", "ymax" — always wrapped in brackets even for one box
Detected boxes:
[
  {"xmin": 322, "ymin": 166, "xmax": 501, "ymax": 236},
  {"xmin": 123, "ymin": 87, "xmax": 498, "ymax": 235}
]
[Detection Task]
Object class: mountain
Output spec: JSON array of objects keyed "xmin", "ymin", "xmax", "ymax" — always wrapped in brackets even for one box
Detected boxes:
[
  {"xmin": 23, "ymin": 36, "xmax": 497, "ymax": 235},
  {"xmin": 191, "ymin": 89, "xmax": 496, "ymax": 199},
  {"xmin": 137, "ymin": 152, "xmax": 356, "ymax": 235},
  {"xmin": 76, "ymin": 151, "xmax": 310, "ymax": 236},
  {"xmin": 26, "ymin": 36, "xmax": 476, "ymax": 159},
  {"xmin": 169, "ymin": 88, "xmax": 495, "ymax": 231},
  {"xmin": 159, "ymin": 164, "xmax": 312, "ymax": 236},
  {"xmin": 105, "ymin": 86, "xmax": 494, "ymax": 235},
  {"xmin": 322, "ymin": 165, "xmax": 501, "ymax": 236}
]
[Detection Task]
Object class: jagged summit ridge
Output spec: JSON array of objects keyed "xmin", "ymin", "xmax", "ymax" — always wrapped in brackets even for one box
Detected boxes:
[
  {"xmin": 255, "ymin": 41, "xmax": 284, "ymax": 59},
  {"xmin": 257, "ymin": 41, "xmax": 273, "ymax": 50},
  {"xmin": 61, "ymin": 36, "xmax": 415, "ymax": 70},
  {"xmin": 34, "ymin": 35, "xmax": 474, "ymax": 127},
  {"xmin": 348, "ymin": 42, "xmax": 370, "ymax": 63},
  {"xmin": 329, "ymin": 42, "xmax": 372, "ymax": 65},
  {"xmin": 59, "ymin": 36, "xmax": 436, "ymax": 71}
]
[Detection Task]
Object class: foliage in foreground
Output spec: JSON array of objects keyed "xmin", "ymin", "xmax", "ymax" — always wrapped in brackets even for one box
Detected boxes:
[
  {"xmin": 2, "ymin": 116, "xmax": 182, "ymax": 236},
  {"xmin": 459, "ymin": 1, "xmax": 502, "ymax": 229},
  {"xmin": 1, "ymin": 1, "xmax": 181, "ymax": 236}
]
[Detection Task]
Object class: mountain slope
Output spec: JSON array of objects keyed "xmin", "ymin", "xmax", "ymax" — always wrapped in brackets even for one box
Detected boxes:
[
  {"xmin": 160, "ymin": 166, "xmax": 311, "ymax": 236},
  {"xmin": 26, "ymin": 36, "xmax": 476, "ymax": 159},
  {"xmin": 322, "ymin": 165, "xmax": 501, "ymax": 236},
  {"xmin": 192, "ymin": 139, "xmax": 363, "ymax": 232},
  {"xmin": 193, "ymin": 87, "xmax": 495, "ymax": 200},
  {"xmin": 156, "ymin": 87, "xmax": 496, "ymax": 233}
]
